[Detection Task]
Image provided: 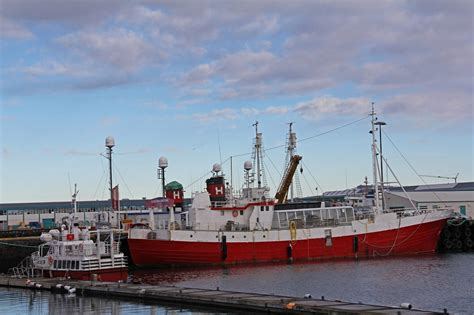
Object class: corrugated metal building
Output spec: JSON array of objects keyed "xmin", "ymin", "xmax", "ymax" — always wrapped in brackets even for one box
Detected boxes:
[{"xmin": 385, "ymin": 182, "xmax": 474, "ymax": 218}]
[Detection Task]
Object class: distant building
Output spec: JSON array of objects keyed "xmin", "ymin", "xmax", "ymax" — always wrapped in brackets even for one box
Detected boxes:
[
  {"xmin": 385, "ymin": 182, "xmax": 474, "ymax": 218},
  {"xmin": 321, "ymin": 182, "xmax": 474, "ymax": 218}
]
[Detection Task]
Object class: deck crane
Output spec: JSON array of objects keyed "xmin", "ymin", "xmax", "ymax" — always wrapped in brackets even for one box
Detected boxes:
[
  {"xmin": 420, "ymin": 173, "xmax": 459, "ymax": 183},
  {"xmin": 275, "ymin": 155, "xmax": 302, "ymax": 204}
]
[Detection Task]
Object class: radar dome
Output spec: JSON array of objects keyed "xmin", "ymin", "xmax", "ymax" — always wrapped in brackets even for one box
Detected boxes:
[
  {"xmin": 158, "ymin": 156, "xmax": 168, "ymax": 168},
  {"xmin": 212, "ymin": 163, "xmax": 221, "ymax": 173},
  {"xmin": 105, "ymin": 136, "xmax": 115, "ymax": 148},
  {"xmin": 244, "ymin": 160, "xmax": 253, "ymax": 171}
]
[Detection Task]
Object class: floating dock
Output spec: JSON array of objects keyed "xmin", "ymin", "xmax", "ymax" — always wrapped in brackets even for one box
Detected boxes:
[{"xmin": 0, "ymin": 275, "xmax": 447, "ymax": 314}]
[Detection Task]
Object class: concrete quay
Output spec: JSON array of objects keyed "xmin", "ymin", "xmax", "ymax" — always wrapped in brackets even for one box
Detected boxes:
[{"xmin": 0, "ymin": 275, "xmax": 447, "ymax": 314}]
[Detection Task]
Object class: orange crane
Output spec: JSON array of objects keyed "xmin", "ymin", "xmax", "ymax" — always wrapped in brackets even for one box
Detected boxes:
[{"xmin": 275, "ymin": 155, "xmax": 302, "ymax": 204}]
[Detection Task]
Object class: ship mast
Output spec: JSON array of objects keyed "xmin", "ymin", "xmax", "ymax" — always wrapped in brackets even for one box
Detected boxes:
[
  {"xmin": 285, "ymin": 122, "xmax": 302, "ymax": 201},
  {"xmin": 370, "ymin": 103, "xmax": 381, "ymax": 214},
  {"xmin": 105, "ymin": 136, "xmax": 115, "ymax": 211},
  {"xmin": 252, "ymin": 121, "xmax": 263, "ymax": 188},
  {"xmin": 72, "ymin": 183, "xmax": 79, "ymax": 216}
]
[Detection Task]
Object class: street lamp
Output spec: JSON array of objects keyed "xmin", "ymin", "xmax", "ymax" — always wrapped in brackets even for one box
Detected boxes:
[
  {"xmin": 374, "ymin": 121, "xmax": 386, "ymax": 210},
  {"xmin": 158, "ymin": 156, "xmax": 168, "ymax": 198}
]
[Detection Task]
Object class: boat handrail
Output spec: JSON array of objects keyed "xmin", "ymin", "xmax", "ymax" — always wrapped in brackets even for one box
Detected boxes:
[{"xmin": 273, "ymin": 206, "xmax": 355, "ymax": 229}]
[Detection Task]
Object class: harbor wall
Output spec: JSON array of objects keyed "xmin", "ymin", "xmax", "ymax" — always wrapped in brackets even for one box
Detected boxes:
[{"xmin": 0, "ymin": 237, "xmax": 42, "ymax": 273}]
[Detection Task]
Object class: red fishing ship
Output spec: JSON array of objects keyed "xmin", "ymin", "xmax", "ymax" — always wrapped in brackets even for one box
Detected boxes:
[{"xmin": 128, "ymin": 109, "xmax": 452, "ymax": 266}]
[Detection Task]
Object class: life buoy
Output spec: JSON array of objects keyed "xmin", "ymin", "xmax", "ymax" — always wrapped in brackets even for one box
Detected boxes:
[
  {"xmin": 48, "ymin": 256, "xmax": 53, "ymax": 266},
  {"xmin": 232, "ymin": 210, "xmax": 238, "ymax": 218}
]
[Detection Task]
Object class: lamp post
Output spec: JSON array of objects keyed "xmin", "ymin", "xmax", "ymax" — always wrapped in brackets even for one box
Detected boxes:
[
  {"xmin": 158, "ymin": 157, "xmax": 168, "ymax": 198},
  {"xmin": 374, "ymin": 121, "xmax": 386, "ymax": 210}
]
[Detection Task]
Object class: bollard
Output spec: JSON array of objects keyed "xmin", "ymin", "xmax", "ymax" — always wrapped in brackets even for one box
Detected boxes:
[{"xmin": 400, "ymin": 303, "xmax": 412, "ymax": 310}]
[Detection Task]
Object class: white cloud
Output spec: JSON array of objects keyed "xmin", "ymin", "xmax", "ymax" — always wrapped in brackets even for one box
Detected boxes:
[
  {"xmin": 238, "ymin": 15, "xmax": 279, "ymax": 34},
  {"xmin": 189, "ymin": 97, "xmax": 368, "ymax": 123},
  {"xmin": 2, "ymin": 1, "xmax": 472, "ymax": 123},
  {"xmin": 2, "ymin": 147, "xmax": 11, "ymax": 159},
  {"xmin": 100, "ymin": 116, "xmax": 119, "ymax": 127},
  {"xmin": 190, "ymin": 108, "xmax": 238, "ymax": 123},
  {"xmin": 19, "ymin": 61, "xmax": 87, "ymax": 77},
  {"xmin": 293, "ymin": 96, "xmax": 370, "ymax": 120},
  {"xmin": 0, "ymin": 17, "xmax": 34, "ymax": 39},
  {"xmin": 57, "ymin": 29, "xmax": 157, "ymax": 73},
  {"xmin": 265, "ymin": 106, "xmax": 288, "ymax": 115}
]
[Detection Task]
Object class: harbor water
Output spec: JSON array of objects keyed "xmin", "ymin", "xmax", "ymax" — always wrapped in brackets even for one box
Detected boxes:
[
  {"xmin": 1, "ymin": 253, "xmax": 472, "ymax": 314},
  {"xmin": 132, "ymin": 253, "xmax": 474, "ymax": 314},
  {"xmin": 0, "ymin": 287, "xmax": 232, "ymax": 315}
]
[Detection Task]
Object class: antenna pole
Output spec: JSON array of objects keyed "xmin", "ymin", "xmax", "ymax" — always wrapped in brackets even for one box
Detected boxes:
[
  {"xmin": 108, "ymin": 146, "xmax": 113, "ymax": 205},
  {"xmin": 105, "ymin": 136, "xmax": 115, "ymax": 217},
  {"xmin": 230, "ymin": 156, "xmax": 233, "ymax": 193},
  {"xmin": 287, "ymin": 122, "xmax": 295, "ymax": 201},
  {"xmin": 370, "ymin": 103, "xmax": 381, "ymax": 214}
]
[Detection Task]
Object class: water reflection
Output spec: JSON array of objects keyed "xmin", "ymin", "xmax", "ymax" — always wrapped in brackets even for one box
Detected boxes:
[
  {"xmin": 1, "ymin": 254, "xmax": 472, "ymax": 314},
  {"xmin": 132, "ymin": 254, "xmax": 474, "ymax": 314},
  {"xmin": 0, "ymin": 287, "xmax": 231, "ymax": 315}
]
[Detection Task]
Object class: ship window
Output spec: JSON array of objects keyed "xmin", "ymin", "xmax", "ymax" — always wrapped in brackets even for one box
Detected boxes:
[
  {"xmin": 221, "ymin": 211, "xmax": 224, "ymax": 216},
  {"xmin": 432, "ymin": 205, "xmax": 439, "ymax": 209},
  {"xmin": 54, "ymin": 260, "xmax": 58, "ymax": 268},
  {"xmin": 419, "ymin": 205, "xmax": 428, "ymax": 210},
  {"xmin": 266, "ymin": 206, "xmax": 269, "ymax": 211},
  {"xmin": 240, "ymin": 210, "xmax": 244, "ymax": 215},
  {"xmin": 261, "ymin": 206, "xmax": 264, "ymax": 211}
]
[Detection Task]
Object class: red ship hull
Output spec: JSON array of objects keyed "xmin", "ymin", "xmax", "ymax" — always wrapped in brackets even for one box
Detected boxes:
[
  {"xmin": 128, "ymin": 218, "xmax": 447, "ymax": 266},
  {"xmin": 42, "ymin": 267, "xmax": 128, "ymax": 282}
]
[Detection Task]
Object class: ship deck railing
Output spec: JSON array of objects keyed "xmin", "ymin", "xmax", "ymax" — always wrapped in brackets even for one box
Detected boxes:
[
  {"xmin": 394, "ymin": 207, "xmax": 452, "ymax": 218},
  {"xmin": 273, "ymin": 206, "xmax": 355, "ymax": 229},
  {"xmin": 8, "ymin": 256, "xmax": 40, "ymax": 279}
]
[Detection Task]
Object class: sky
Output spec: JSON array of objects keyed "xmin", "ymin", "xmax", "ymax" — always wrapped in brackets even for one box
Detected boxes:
[{"xmin": 0, "ymin": 0, "xmax": 473, "ymax": 203}]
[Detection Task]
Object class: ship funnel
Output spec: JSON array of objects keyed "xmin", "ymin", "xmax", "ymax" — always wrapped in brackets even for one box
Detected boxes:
[
  {"xmin": 165, "ymin": 181, "xmax": 184, "ymax": 207},
  {"xmin": 206, "ymin": 175, "xmax": 226, "ymax": 202}
]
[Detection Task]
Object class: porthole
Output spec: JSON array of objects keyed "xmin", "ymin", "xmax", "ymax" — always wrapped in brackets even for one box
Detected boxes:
[
  {"xmin": 190, "ymin": 235, "xmax": 193, "ymax": 238},
  {"xmin": 232, "ymin": 235, "xmax": 235, "ymax": 238},
  {"xmin": 263, "ymin": 235, "xmax": 266, "ymax": 238}
]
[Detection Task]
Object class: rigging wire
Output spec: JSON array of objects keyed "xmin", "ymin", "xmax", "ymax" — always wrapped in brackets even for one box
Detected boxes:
[
  {"xmin": 301, "ymin": 160, "xmax": 325, "ymax": 194},
  {"xmin": 263, "ymin": 150, "xmax": 283, "ymax": 179},
  {"xmin": 300, "ymin": 169, "xmax": 317, "ymax": 197},
  {"xmin": 183, "ymin": 115, "xmax": 369, "ymax": 192},
  {"xmin": 113, "ymin": 164, "xmax": 135, "ymax": 199},
  {"xmin": 382, "ymin": 130, "xmax": 449, "ymax": 207},
  {"xmin": 217, "ymin": 128, "xmax": 223, "ymax": 165},
  {"xmin": 260, "ymin": 158, "xmax": 277, "ymax": 192},
  {"xmin": 185, "ymin": 171, "xmax": 212, "ymax": 190}
]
